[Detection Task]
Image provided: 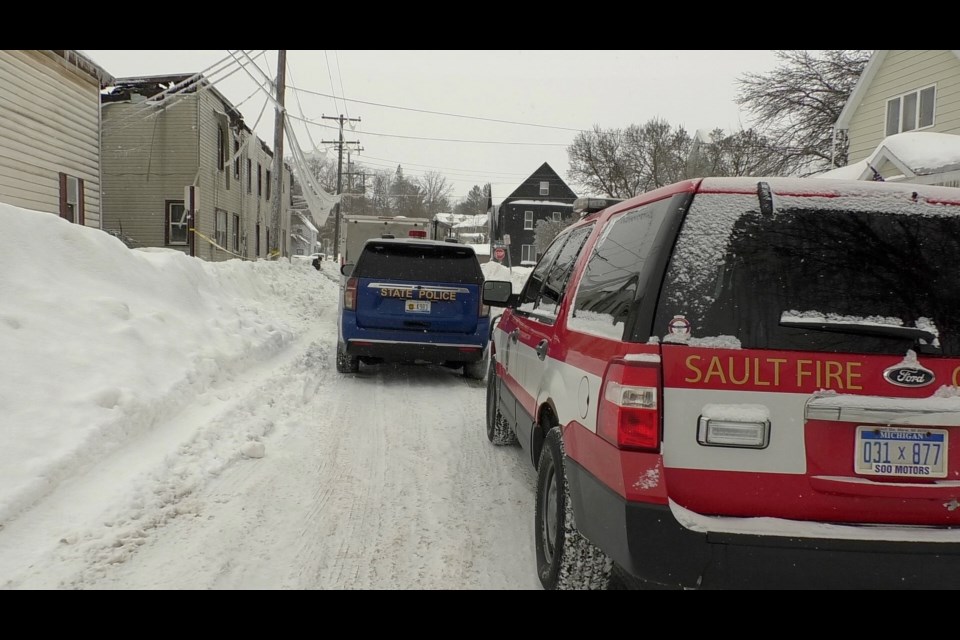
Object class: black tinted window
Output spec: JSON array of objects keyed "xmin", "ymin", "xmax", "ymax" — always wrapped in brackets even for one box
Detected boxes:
[
  {"xmin": 571, "ymin": 199, "xmax": 671, "ymax": 335},
  {"xmin": 518, "ymin": 231, "xmax": 570, "ymax": 307},
  {"xmin": 655, "ymin": 193, "xmax": 960, "ymax": 355},
  {"xmin": 520, "ymin": 224, "xmax": 594, "ymax": 319},
  {"xmin": 353, "ymin": 242, "xmax": 483, "ymax": 284}
]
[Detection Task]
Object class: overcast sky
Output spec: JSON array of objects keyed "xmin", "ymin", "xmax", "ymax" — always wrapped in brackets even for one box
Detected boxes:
[{"xmin": 83, "ymin": 50, "xmax": 784, "ymax": 205}]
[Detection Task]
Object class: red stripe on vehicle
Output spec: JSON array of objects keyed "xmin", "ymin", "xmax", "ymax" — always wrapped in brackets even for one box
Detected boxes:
[{"xmin": 563, "ymin": 421, "xmax": 668, "ymax": 505}]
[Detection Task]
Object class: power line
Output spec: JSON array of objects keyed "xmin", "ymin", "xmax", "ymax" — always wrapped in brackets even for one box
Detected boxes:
[
  {"xmin": 285, "ymin": 113, "xmax": 568, "ymax": 146},
  {"xmin": 286, "ymin": 83, "xmax": 587, "ymax": 133},
  {"xmin": 355, "ymin": 153, "xmax": 531, "ymax": 178}
]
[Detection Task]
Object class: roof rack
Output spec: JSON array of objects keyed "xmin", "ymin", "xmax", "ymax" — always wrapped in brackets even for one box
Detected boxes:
[{"xmin": 573, "ymin": 196, "xmax": 624, "ymax": 217}]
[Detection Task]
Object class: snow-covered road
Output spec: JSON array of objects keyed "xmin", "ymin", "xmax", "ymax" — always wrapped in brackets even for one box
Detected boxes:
[{"xmin": 0, "ymin": 212, "xmax": 540, "ymax": 589}]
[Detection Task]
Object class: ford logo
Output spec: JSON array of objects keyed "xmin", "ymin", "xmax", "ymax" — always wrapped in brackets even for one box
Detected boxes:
[{"xmin": 883, "ymin": 365, "xmax": 935, "ymax": 387}]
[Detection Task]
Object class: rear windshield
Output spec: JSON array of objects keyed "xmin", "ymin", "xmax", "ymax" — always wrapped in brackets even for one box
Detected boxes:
[
  {"xmin": 655, "ymin": 192, "xmax": 960, "ymax": 356},
  {"xmin": 353, "ymin": 242, "xmax": 483, "ymax": 284}
]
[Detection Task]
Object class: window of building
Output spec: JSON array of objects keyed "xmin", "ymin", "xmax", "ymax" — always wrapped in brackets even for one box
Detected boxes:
[
  {"xmin": 246, "ymin": 159, "xmax": 252, "ymax": 193},
  {"xmin": 540, "ymin": 181, "xmax": 549, "ymax": 195},
  {"xmin": 553, "ymin": 211, "xmax": 561, "ymax": 222},
  {"xmin": 266, "ymin": 170, "xmax": 272, "ymax": 201},
  {"xmin": 233, "ymin": 139, "xmax": 241, "ymax": 180},
  {"xmin": 886, "ymin": 85, "xmax": 936, "ymax": 135},
  {"xmin": 258, "ymin": 163, "xmax": 263, "ymax": 197},
  {"xmin": 524, "ymin": 210, "xmax": 534, "ymax": 230},
  {"xmin": 256, "ymin": 224, "xmax": 261, "ymax": 256},
  {"xmin": 232, "ymin": 213, "xmax": 240, "ymax": 252},
  {"xmin": 166, "ymin": 200, "xmax": 187, "ymax": 245},
  {"xmin": 521, "ymin": 244, "xmax": 537, "ymax": 263},
  {"xmin": 217, "ymin": 124, "xmax": 226, "ymax": 171},
  {"xmin": 59, "ymin": 173, "xmax": 83, "ymax": 224},
  {"xmin": 215, "ymin": 209, "xmax": 228, "ymax": 248}
]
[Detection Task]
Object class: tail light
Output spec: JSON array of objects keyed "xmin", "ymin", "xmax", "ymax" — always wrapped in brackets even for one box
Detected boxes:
[
  {"xmin": 344, "ymin": 277, "xmax": 358, "ymax": 311},
  {"xmin": 409, "ymin": 229, "xmax": 427, "ymax": 238},
  {"xmin": 597, "ymin": 359, "xmax": 660, "ymax": 451}
]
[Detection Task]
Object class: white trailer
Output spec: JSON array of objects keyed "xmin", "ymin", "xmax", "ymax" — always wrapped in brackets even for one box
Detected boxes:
[{"xmin": 338, "ymin": 215, "xmax": 433, "ymax": 265}]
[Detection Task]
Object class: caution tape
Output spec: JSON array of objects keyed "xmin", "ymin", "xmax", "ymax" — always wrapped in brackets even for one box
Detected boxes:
[{"xmin": 189, "ymin": 228, "xmax": 250, "ymax": 260}]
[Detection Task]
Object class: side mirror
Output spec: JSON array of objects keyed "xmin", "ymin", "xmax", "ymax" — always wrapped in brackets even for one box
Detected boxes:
[
  {"xmin": 482, "ymin": 280, "xmax": 516, "ymax": 307},
  {"xmin": 341, "ymin": 263, "xmax": 355, "ymax": 277}
]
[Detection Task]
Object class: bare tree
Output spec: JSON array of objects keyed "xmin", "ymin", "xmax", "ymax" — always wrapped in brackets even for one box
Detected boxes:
[
  {"xmin": 736, "ymin": 50, "xmax": 871, "ymax": 175},
  {"xmin": 567, "ymin": 125, "xmax": 644, "ymax": 198},
  {"xmin": 687, "ymin": 127, "xmax": 791, "ymax": 177},
  {"xmin": 535, "ymin": 215, "xmax": 574, "ymax": 254},
  {"xmin": 417, "ymin": 171, "xmax": 453, "ymax": 216},
  {"xmin": 567, "ymin": 119, "xmax": 693, "ymax": 197},
  {"xmin": 370, "ymin": 170, "xmax": 392, "ymax": 215}
]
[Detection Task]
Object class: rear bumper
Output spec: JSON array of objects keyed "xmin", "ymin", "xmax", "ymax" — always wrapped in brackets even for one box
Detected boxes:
[
  {"xmin": 566, "ymin": 459, "xmax": 960, "ymax": 589},
  {"xmin": 345, "ymin": 338, "xmax": 486, "ymax": 363}
]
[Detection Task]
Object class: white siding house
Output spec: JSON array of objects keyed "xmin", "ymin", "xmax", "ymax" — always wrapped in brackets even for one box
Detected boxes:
[
  {"xmin": 832, "ymin": 50, "xmax": 960, "ymax": 186},
  {"xmin": 0, "ymin": 50, "xmax": 114, "ymax": 227}
]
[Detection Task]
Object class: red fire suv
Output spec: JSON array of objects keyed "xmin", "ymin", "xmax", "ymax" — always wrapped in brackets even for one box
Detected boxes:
[{"xmin": 481, "ymin": 177, "xmax": 960, "ymax": 590}]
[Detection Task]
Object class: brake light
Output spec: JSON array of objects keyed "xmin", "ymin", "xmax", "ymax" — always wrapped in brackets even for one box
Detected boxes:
[
  {"xmin": 344, "ymin": 277, "xmax": 358, "ymax": 311},
  {"xmin": 597, "ymin": 359, "xmax": 660, "ymax": 451},
  {"xmin": 409, "ymin": 229, "xmax": 427, "ymax": 238}
]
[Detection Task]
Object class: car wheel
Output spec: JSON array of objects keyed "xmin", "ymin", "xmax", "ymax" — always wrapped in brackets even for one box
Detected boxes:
[
  {"xmin": 485, "ymin": 357, "xmax": 517, "ymax": 446},
  {"xmin": 535, "ymin": 424, "xmax": 612, "ymax": 590},
  {"xmin": 336, "ymin": 341, "xmax": 359, "ymax": 373}
]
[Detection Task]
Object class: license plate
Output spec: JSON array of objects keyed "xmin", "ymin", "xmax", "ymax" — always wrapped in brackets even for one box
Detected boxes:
[
  {"xmin": 405, "ymin": 300, "xmax": 431, "ymax": 314},
  {"xmin": 855, "ymin": 426, "xmax": 948, "ymax": 478}
]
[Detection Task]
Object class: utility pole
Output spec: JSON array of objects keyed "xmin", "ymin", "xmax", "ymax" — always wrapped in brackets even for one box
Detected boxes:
[
  {"xmin": 344, "ymin": 147, "xmax": 365, "ymax": 216},
  {"xmin": 270, "ymin": 49, "xmax": 286, "ymax": 257},
  {"xmin": 322, "ymin": 114, "xmax": 361, "ymax": 262}
]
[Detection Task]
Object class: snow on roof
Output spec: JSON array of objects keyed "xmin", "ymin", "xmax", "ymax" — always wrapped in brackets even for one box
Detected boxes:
[
  {"xmin": 295, "ymin": 211, "xmax": 318, "ymax": 234},
  {"xmin": 467, "ymin": 243, "xmax": 490, "ymax": 255},
  {"xmin": 881, "ymin": 131, "xmax": 960, "ymax": 175},
  {"xmin": 817, "ymin": 159, "xmax": 870, "ymax": 180},
  {"xmin": 434, "ymin": 212, "xmax": 489, "ymax": 227},
  {"xmin": 505, "ymin": 200, "xmax": 573, "ymax": 207},
  {"xmin": 454, "ymin": 214, "xmax": 488, "ymax": 229},
  {"xmin": 818, "ymin": 132, "xmax": 960, "ymax": 180}
]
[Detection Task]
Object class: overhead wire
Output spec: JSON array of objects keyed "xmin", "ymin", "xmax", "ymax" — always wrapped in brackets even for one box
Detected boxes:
[
  {"xmin": 286, "ymin": 83, "xmax": 587, "ymax": 133},
  {"xmin": 285, "ymin": 113, "xmax": 568, "ymax": 146},
  {"xmin": 333, "ymin": 50, "xmax": 350, "ymax": 121}
]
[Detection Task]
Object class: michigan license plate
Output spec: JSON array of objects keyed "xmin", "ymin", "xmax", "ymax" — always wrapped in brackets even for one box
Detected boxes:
[
  {"xmin": 855, "ymin": 426, "xmax": 948, "ymax": 478},
  {"xmin": 405, "ymin": 300, "xmax": 431, "ymax": 314}
]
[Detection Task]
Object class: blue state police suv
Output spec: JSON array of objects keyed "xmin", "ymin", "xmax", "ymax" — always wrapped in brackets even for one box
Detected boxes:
[{"xmin": 337, "ymin": 236, "xmax": 490, "ymax": 378}]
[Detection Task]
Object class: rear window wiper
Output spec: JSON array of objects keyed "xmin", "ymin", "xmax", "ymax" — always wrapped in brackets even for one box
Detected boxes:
[{"xmin": 779, "ymin": 315, "xmax": 940, "ymax": 351}]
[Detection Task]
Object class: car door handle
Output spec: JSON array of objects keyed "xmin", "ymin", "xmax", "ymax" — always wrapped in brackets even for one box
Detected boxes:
[
  {"xmin": 535, "ymin": 339, "xmax": 548, "ymax": 360},
  {"xmin": 510, "ymin": 329, "xmax": 519, "ymax": 343}
]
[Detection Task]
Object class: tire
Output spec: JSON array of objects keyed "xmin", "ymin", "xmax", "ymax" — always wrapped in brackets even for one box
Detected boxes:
[
  {"xmin": 535, "ymin": 425, "xmax": 612, "ymax": 590},
  {"xmin": 463, "ymin": 346, "xmax": 489, "ymax": 380},
  {"xmin": 485, "ymin": 358, "xmax": 517, "ymax": 446},
  {"xmin": 335, "ymin": 341, "xmax": 359, "ymax": 373}
]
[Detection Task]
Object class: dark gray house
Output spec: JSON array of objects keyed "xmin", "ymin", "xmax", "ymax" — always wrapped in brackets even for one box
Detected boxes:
[{"xmin": 490, "ymin": 162, "xmax": 577, "ymax": 266}]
